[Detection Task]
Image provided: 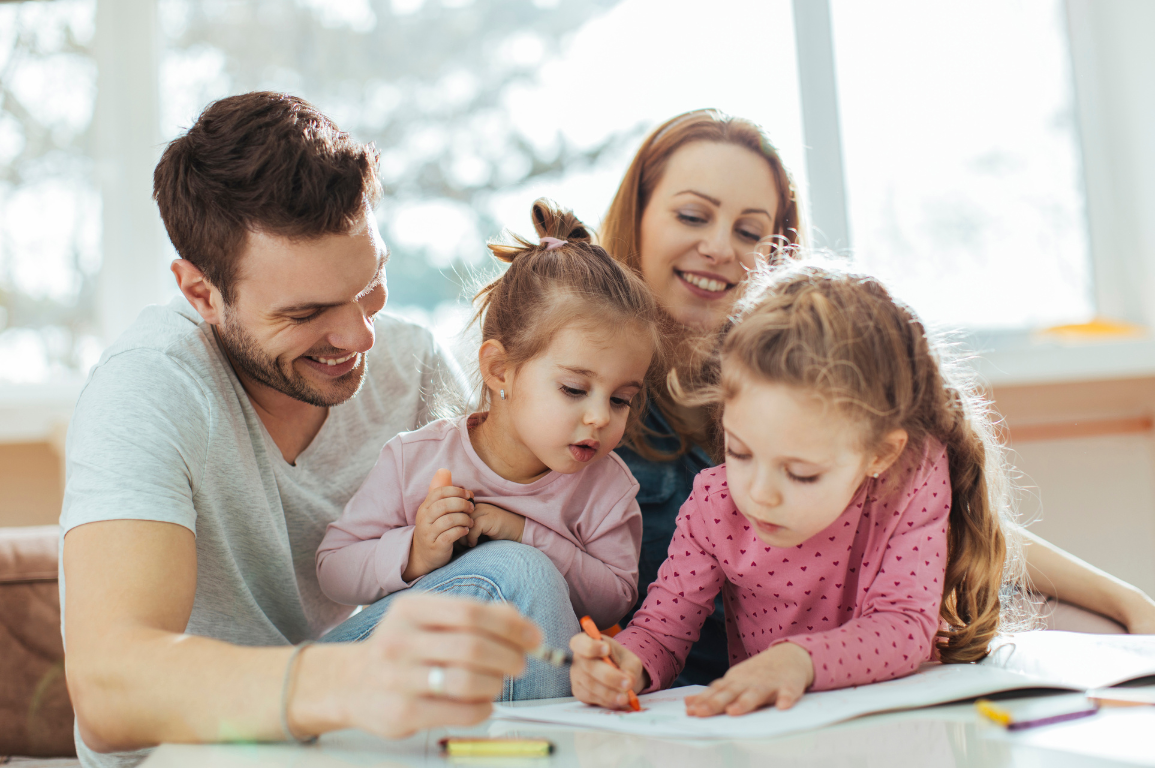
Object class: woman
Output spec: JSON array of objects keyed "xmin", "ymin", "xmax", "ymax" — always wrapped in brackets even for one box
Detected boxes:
[{"xmin": 601, "ymin": 109, "xmax": 1155, "ymax": 684}]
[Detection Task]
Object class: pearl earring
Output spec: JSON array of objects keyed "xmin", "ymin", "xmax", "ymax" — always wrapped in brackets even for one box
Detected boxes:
[
  {"xmin": 872, "ymin": 472, "xmax": 880, "ymax": 479},
  {"xmin": 499, "ymin": 388, "xmax": 506, "ymax": 400}
]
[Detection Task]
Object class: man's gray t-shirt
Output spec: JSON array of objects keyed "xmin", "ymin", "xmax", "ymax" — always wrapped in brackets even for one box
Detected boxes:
[{"xmin": 59, "ymin": 297, "xmax": 462, "ymax": 767}]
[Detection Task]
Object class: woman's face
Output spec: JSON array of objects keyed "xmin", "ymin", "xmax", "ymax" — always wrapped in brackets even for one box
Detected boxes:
[{"xmin": 638, "ymin": 141, "xmax": 780, "ymax": 331}]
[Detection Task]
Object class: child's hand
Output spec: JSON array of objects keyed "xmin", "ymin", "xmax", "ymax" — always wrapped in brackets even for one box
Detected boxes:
[
  {"xmin": 465, "ymin": 502, "xmax": 526, "ymax": 547},
  {"xmin": 403, "ymin": 469, "xmax": 474, "ymax": 582},
  {"xmin": 684, "ymin": 641, "xmax": 815, "ymax": 717},
  {"xmin": 569, "ymin": 632, "xmax": 646, "ymax": 710}
]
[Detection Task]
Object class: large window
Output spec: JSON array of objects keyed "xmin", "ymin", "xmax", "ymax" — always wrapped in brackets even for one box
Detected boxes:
[{"xmin": 0, "ymin": 0, "xmax": 1103, "ymax": 390}]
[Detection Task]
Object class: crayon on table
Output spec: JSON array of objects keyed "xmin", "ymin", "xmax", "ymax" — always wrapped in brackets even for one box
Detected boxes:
[
  {"xmin": 974, "ymin": 698, "xmax": 1099, "ymax": 731},
  {"xmin": 580, "ymin": 615, "xmax": 641, "ymax": 711},
  {"xmin": 439, "ymin": 737, "xmax": 554, "ymax": 757}
]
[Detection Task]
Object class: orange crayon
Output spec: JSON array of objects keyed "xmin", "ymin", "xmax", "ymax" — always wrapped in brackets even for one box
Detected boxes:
[{"xmin": 580, "ymin": 615, "xmax": 641, "ymax": 711}]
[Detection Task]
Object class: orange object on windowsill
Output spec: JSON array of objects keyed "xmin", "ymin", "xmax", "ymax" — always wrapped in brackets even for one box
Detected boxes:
[{"xmin": 1035, "ymin": 316, "xmax": 1146, "ymax": 343}]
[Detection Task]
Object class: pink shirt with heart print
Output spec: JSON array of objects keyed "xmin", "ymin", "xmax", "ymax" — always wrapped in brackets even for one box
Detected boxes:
[{"xmin": 615, "ymin": 439, "xmax": 951, "ymax": 693}]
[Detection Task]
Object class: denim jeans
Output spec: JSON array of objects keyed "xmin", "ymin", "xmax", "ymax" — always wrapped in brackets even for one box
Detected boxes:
[{"xmin": 320, "ymin": 540, "xmax": 578, "ymax": 700}]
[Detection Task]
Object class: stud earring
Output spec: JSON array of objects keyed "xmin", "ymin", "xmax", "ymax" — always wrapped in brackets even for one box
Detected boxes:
[
  {"xmin": 499, "ymin": 388, "xmax": 506, "ymax": 400},
  {"xmin": 872, "ymin": 472, "xmax": 880, "ymax": 479}
]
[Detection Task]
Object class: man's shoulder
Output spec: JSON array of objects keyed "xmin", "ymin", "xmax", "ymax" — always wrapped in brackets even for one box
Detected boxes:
[
  {"xmin": 98, "ymin": 298, "xmax": 218, "ymax": 372},
  {"xmin": 360, "ymin": 311, "xmax": 464, "ymax": 406},
  {"xmin": 367, "ymin": 312, "xmax": 438, "ymax": 368},
  {"xmin": 78, "ymin": 298, "xmax": 226, "ymax": 413}
]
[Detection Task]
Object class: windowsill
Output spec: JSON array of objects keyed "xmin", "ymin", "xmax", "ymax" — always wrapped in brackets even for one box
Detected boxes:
[{"xmin": 961, "ymin": 329, "xmax": 1155, "ymax": 388}]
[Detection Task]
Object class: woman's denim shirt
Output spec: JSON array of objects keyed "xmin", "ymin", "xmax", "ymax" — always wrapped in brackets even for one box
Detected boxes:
[{"xmin": 613, "ymin": 405, "xmax": 729, "ymax": 685}]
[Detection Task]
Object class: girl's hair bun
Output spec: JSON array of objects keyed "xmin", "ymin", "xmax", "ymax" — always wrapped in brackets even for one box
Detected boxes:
[
  {"xmin": 531, "ymin": 198, "xmax": 592, "ymax": 244},
  {"xmin": 488, "ymin": 198, "xmax": 593, "ymax": 264}
]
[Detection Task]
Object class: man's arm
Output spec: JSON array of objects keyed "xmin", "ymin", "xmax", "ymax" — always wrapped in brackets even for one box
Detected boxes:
[
  {"xmin": 64, "ymin": 519, "xmax": 541, "ymax": 751},
  {"xmin": 1022, "ymin": 528, "xmax": 1155, "ymax": 634}
]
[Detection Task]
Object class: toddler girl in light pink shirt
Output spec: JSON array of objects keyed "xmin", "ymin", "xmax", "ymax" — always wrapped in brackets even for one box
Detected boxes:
[
  {"xmin": 317, "ymin": 200, "xmax": 662, "ymax": 629},
  {"xmin": 570, "ymin": 261, "xmax": 1024, "ymax": 715}
]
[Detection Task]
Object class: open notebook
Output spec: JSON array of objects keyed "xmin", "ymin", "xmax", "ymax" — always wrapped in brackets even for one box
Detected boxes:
[{"xmin": 494, "ymin": 631, "xmax": 1155, "ymax": 740}]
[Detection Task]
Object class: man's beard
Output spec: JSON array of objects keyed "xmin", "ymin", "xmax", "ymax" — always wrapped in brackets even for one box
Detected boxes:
[{"xmin": 215, "ymin": 310, "xmax": 366, "ymax": 408}]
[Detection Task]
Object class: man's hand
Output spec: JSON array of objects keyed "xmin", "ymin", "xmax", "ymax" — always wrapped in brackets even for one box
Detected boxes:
[
  {"xmin": 568, "ymin": 632, "xmax": 646, "ymax": 710},
  {"xmin": 293, "ymin": 593, "xmax": 542, "ymax": 739},
  {"xmin": 404, "ymin": 469, "xmax": 474, "ymax": 582},
  {"xmin": 684, "ymin": 641, "xmax": 815, "ymax": 717},
  {"xmin": 465, "ymin": 502, "xmax": 526, "ymax": 547}
]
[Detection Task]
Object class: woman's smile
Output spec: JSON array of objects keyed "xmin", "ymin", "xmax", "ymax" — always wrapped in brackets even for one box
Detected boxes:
[{"xmin": 676, "ymin": 269, "xmax": 737, "ymax": 298}]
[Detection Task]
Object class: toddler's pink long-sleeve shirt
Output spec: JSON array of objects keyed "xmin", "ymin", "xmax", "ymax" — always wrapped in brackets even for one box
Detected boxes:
[
  {"xmin": 316, "ymin": 414, "xmax": 642, "ymax": 629},
  {"xmin": 616, "ymin": 440, "xmax": 951, "ymax": 693}
]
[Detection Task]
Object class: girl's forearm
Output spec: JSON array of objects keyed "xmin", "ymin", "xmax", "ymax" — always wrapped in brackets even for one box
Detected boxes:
[{"xmin": 1022, "ymin": 529, "xmax": 1155, "ymax": 629}]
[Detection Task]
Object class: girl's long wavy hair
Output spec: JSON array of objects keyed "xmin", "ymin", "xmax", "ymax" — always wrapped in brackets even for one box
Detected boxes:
[
  {"xmin": 673, "ymin": 260, "xmax": 1029, "ymax": 663},
  {"xmin": 471, "ymin": 198, "xmax": 663, "ymax": 428},
  {"xmin": 599, "ymin": 109, "xmax": 805, "ymax": 461}
]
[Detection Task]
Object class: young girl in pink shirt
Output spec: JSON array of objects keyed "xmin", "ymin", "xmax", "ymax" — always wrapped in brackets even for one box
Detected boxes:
[
  {"xmin": 570, "ymin": 261, "xmax": 1023, "ymax": 715},
  {"xmin": 317, "ymin": 199, "xmax": 661, "ymax": 635}
]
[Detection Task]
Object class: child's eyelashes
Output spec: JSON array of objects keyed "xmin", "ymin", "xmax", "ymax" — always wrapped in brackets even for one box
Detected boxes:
[
  {"xmin": 725, "ymin": 447, "xmax": 752, "ymax": 461},
  {"xmin": 787, "ymin": 470, "xmax": 820, "ymax": 484},
  {"xmin": 560, "ymin": 385, "xmax": 634, "ymax": 411}
]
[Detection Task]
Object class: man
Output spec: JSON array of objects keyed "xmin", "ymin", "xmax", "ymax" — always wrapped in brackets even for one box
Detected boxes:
[{"xmin": 60, "ymin": 92, "xmax": 573, "ymax": 767}]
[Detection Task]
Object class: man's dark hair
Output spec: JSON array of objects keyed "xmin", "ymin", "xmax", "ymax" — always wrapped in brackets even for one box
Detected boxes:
[{"xmin": 153, "ymin": 92, "xmax": 381, "ymax": 304}]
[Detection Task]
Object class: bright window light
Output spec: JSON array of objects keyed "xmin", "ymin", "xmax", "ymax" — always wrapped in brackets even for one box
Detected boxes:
[{"xmin": 831, "ymin": 0, "xmax": 1093, "ymax": 330}]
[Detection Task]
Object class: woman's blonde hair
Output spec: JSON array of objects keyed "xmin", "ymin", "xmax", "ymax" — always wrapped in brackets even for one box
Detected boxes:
[
  {"xmin": 472, "ymin": 198, "xmax": 664, "ymax": 427},
  {"xmin": 674, "ymin": 260, "xmax": 1027, "ymax": 663},
  {"xmin": 600, "ymin": 109, "xmax": 805, "ymax": 460}
]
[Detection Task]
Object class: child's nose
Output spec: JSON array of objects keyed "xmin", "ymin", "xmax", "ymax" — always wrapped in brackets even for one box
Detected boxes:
[
  {"xmin": 584, "ymin": 402, "xmax": 610, "ymax": 428},
  {"xmin": 749, "ymin": 477, "xmax": 782, "ymax": 508}
]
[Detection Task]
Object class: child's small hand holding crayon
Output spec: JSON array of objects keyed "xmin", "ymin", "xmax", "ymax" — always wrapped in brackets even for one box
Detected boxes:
[
  {"xmin": 465, "ymin": 502, "xmax": 526, "ymax": 547},
  {"xmin": 569, "ymin": 628, "xmax": 646, "ymax": 710},
  {"xmin": 403, "ymin": 469, "xmax": 475, "ymax": 581},
  {"xmin": 684, "ymin": 641, "xmax": 815, "ymax": 717}
]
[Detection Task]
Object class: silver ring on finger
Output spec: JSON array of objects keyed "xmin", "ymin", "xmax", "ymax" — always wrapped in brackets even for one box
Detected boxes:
[{"xmin": 427, "ymin": 665, "xmax": 447, "ymax": 696}]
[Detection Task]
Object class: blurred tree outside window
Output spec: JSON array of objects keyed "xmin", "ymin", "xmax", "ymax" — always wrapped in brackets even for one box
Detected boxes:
[
  {"xmin": 0, "ymin": 0, "xmax": 101, "ymax": 384},
  {"xmin": 0, "ymin": 0, "xmax": 1097, "ymax": 387},
  {"xmin": 157, "ymin": 0, "xmax": 804, "ymax": 354}
]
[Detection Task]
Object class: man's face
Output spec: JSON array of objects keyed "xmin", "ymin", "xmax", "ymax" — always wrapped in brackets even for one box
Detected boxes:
[{"xmin": 215, "ymin": 214, "xmax": 388, "ymax": 407}]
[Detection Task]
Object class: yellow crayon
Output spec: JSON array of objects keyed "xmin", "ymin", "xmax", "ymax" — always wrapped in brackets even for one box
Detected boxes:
[
  {"xmin": 974, "ymin": 699, "xmax": 1012, "ymax": 726},
  {"xmin": 439, "ymin": 737, "xmax": 554, "ymax": 757}
]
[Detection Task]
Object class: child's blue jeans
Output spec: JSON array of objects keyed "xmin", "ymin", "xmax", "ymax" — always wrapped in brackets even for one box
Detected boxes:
[{"xmin": 320, "ymin": 540, "xmax": 579, "ymax": 700}]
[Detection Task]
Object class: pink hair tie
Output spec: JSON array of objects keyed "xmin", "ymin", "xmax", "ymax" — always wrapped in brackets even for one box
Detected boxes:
[{"xmin": 541, "ymin": 237, "xmax": 568, "ymax": 251}]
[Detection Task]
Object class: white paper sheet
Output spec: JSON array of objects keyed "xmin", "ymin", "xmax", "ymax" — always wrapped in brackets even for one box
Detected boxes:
[{"xmin": 493, "ymin": 631, "xmax": 1155, "ymax": 740}]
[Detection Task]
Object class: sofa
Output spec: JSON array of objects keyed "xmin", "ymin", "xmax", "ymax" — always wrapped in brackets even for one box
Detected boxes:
[{"xmin": 0, "ymin": 525, "xmax": 75, "ymax": 759}]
